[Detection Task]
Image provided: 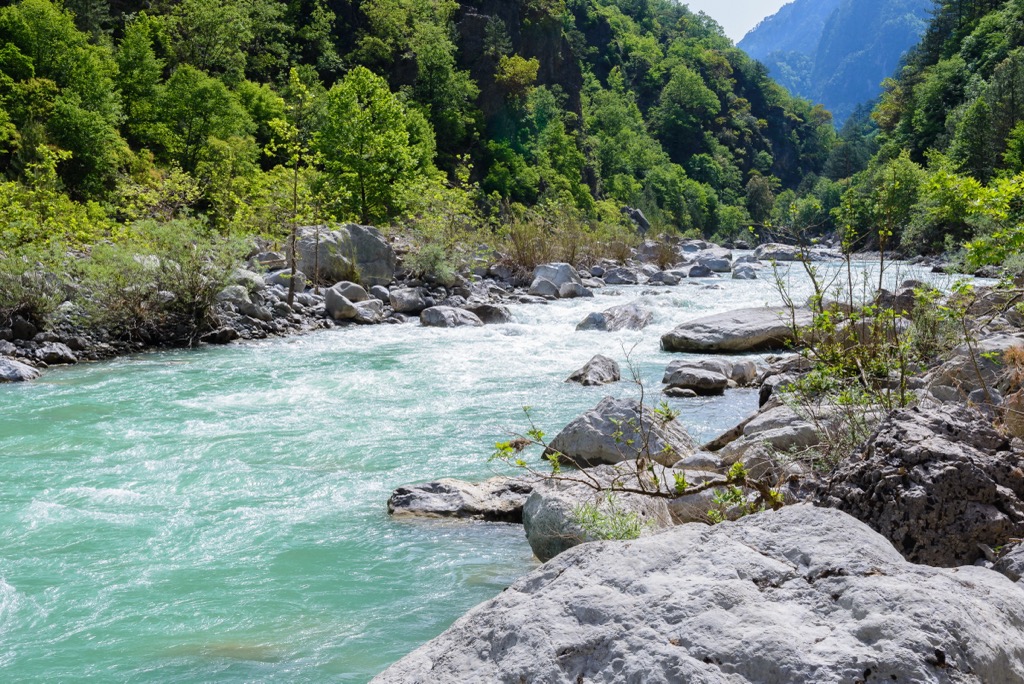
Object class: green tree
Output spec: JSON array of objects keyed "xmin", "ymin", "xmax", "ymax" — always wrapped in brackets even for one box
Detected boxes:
[
  {"xmin": 651, "ymin": 64, "xmax": 719, "ymax": 162},
  {"xmin": 115, "ymin": 14, "xmax": 165, "ymax": 149},
  {"xmin": 317, "ymin": 66, "xmax": 436, "ymax": 225}
]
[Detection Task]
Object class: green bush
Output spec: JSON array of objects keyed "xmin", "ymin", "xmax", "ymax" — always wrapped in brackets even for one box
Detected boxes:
[{"xmin": 0, "ymin": 244, "xmax": 66, "ymax": 328}]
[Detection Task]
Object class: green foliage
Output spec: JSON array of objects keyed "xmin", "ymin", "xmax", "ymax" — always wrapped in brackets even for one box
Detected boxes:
[
  {"xmin": 0, "ymin": 242, "xmax": 65, "ymax": 327},
  {"xmin": 318, "ymin": 66, "xmax": 436, "ymax": 225},
  {"xmin": 571, "ymin": 494, "xmax": 650, "ymax": 541},
  {"xmin": 78, "ymin": 219, "xmax": 246, "ymax": 344}
]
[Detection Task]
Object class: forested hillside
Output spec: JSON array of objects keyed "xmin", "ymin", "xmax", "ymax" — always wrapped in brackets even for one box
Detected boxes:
[
  {"xmin": 740, "ymin": 0, "xmax": 931, "ymax": 124},
  {"xmin": 819, "ymin": 0, "xmax": 1024, "ymax": 266},
  {"xmin": 0, "ymin": 0, "xmax": 836, "ymax": 256}
]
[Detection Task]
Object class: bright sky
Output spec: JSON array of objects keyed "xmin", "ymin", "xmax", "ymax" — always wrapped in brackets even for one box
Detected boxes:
[{"xmin": 684, "ymin": 0, "xmax": 793, "ymax": 42}]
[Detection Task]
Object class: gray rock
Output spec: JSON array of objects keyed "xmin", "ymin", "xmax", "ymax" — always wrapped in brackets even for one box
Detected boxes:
[
  {"xmin": 0, "ymin": 357, "xmax": 40, "ymax": 382},
  {"xmin": 420, "ymin": 306, "xmax": 483, "ymax": 328},
  {"xmin": 324, "ymin": 286, "xmax": 358, "ymax": 320},
  {"xmin": 387, "ymin": 476, "xmax": 535, "ymax": 523},
  {"xmin": 533, "ymin": 263, "xmax": 583, "ymax": 290},
  {"xmin": 231, "ymin": 268, "xmax": 266, "ymax": 292},
  {"xmin": 647, "ymin": 271, "xmax": 680, "ymax": 286},
  {"xmin": 687, "ymin": 264, "xmax": 714, "ymax": 278},
  {"xmin": 927, "ymin": 334, "xmax": 1024, "ymax": 399},
  {"xmin": 373, "ymin": 505, "xmax": 1024, "ymax": 684},
  {"xmin": 265, "ymin": 269, "xmax": 306, "ymax": 292},
  {"xmin": 558, "ymin": 282, "xmax": 593, "ymax": 299},
  {"xmin": 331, "ymin": 281, "xmax": 368, "ymax": 303},
  {"xmin": 732, "ymin": 263, "xmax": 757, "ymax": 279},
  {"xmin": 353, "ymin": 299, "xmax": 384, "ymax": 324},
  {"xmin": 995, "ymin": 542, "xmax": 1024, "ymax": 584},
  {"xmin": 661, "ymin": 307, "xmax": 813, "ymax": 353},
  {"xmin": 527, "ymin": 277, "xmax": 560, "ymax": 298},
  {"xmin": 389, "ymin": 288, "xmax": 429, "ymax": 314},
  {"xmin": 201, "ymin": 327, "xmax": 239, "ymax": 345},
  {"xmin": 663, "ymin": 365, "xmax": 728, "ymax": 395},
  {"xmin": 522, "ymin": 463, "xmax": 674, "ymax": 561},
  {"xmin": 754, "ymin": 242, "xmax": 802, "ymax": 261},
  {"xmin": 369, "ymin": 285, "xmax": 390, "ymax": 302},
  {"xmin": 37, "ymin": 342, "xmax": 76, "ymax": 365},
  {"xmin": 466, "ymin": 304, "xmax": 513, "ymax": 324},
  {"xmin": 216, "ymin": 284, "xmax": 251, "ymax": 307},
  {"xmin": 821, "ymin": 403, "xmax": 1024, "ymax": 567},
  {"xmin": 663, "ymin": 387, "xmax": 698, "ymax": 398},
  {"xmin": 695, "ymin": 248, "xmax": 732, "ymax": 273},
  {"xmin": 10, "ymin": 317, "xmax": 36, "ymax": 341},
  {"xmin": 575, "ymin": 302, "xmax": 652, "ymax": 332},
  {"xmin": 603, "ymin": 267, "xmax": 639, "ymax": 285},
  {"xmin": 663, "ymin": 358, "xmax": 757, "ymax": 386},
  {"xmin": 294, "ymin": 224, "xmax": 397, "ymax": 287},
  {"xmin": 565, "ymin": 355, "xmax": 621, "ymax": 386},
  {"xmin": 544, "ymin": 396, "xmax": 697, "ymax": 468}
]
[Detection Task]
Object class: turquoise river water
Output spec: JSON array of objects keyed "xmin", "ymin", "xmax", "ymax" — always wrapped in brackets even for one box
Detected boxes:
[{"xmin": 0, "ymin": 261, "xmax": 951, "ymax": 682}]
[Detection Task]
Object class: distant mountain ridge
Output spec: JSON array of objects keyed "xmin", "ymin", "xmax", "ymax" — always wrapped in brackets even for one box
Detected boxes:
[{"xmin": 739, "ymin": 0, "xmax": 931, "ymax": 124}]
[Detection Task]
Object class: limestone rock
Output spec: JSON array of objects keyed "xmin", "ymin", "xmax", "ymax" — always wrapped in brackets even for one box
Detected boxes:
[
  {"xmin": 373, "ymin": 505, "xmax": 1024, "ymax": 684},
  {"xmin": 387, "ymin": 476, "xmax": 534, "ymax": 523},
  {"xmin": 821, "ymin": 403, "xmax": 1024, "ymax": 567},
  {"xmin": 575, "ymin": 302, "xmax": 652, "ymax": 332},
  {"xmin": 420, "ymin": 306, "xmax": 483, "ymax": 328},
  {"xmin": 565, "ymin": 355, "xmax": 620, "ymax": 386},
  {"xmin": 0, "ymin": 357, "xmax": 40, "ymax": 382},
  {"xmin": 544, "ymin": 396, "xmax": 697, "ymax": 468},
  {"xmin": 294, "ymin": 224, "xmax": 397, "ymax": 287},
  {"xmin": 661, "ymin": 307, "xmax": 813, "ymax": 353},
  {"xmin": 521, "ymin": 463, "xmax": 674, "ymax": 561}
]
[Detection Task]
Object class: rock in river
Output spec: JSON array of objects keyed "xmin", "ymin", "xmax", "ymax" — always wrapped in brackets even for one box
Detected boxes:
[
  {"xmin": 420, "ymin": 306, "xmax": 483, "ymax": 328},
  {"xmin": 0, "ymin": 357, "xmax": 40, "ymax": 382},
  {"xmin": 575, "ymin": 302, "xmax": 652, "ymax": 332},
  {"xmin": 565, "ymin": 354, "xmax": 620, "ymax": 386},
  {"xmin": 661, "ymin": 307, "xmax": 812, "ymax": 353},
  {"xmin": 544, "ymin": 396, "xmax": 697, "ymax": 468},
  {"xmin": 371, "ymin": 505, "xmax": 1024, "ymax": 684},
  {"xmin": 387, "ymin": 476, "xmax": 534, "ymax": 523}
]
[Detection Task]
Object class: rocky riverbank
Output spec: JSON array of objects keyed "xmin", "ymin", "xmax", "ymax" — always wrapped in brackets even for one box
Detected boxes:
[
  {"xmin": 380, "ymin": 251, "xmax": 1024, "ymax": 681},
  {"xmin": 1, "ymin": 227, "xmax": 811, "ymax": 380}
]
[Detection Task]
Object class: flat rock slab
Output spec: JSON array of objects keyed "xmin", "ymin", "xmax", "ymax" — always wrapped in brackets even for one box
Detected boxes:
[
  {"xmin": 661, "ymin": 307, "xmax": 813, "ymax": 353},
  {"xmin": 372, "ymin": 505, "xmax": 1024, "ymax": 684},
  {"xmin": 387, "ymin": 476, "xmax": 535, "ymax": 523}
]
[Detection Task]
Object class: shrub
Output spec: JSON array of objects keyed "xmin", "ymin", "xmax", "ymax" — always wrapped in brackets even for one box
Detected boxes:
[{"xmin": 0, "ymin": 244, "xmax": 67, "ymax": 328}]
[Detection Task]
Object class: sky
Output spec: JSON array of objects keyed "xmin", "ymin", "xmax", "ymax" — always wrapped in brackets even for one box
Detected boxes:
[{"xmin": 684, "ymin": 0, "xmax": 793, "ymax": 42}]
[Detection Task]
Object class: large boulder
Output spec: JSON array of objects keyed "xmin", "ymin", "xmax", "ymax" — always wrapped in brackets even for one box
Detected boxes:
[
  {"xmin": 521, "ymin": 463, "xmax": 674, "ymax": 562},
  {"xmin": 387, "ymin": 476, "xmax": 534, "ymax": 523},
  {"xmin": 662, "ymin": 365, "xmax": 728, "ymax": 395},
  {"xmin": 544, "ymin": 396, "xmax": 697, "ymax": 468},
  {"xmin": 661, "ymin": 307, "xmax": 813, "ymax": 353},
  {"xmin": 372, "ymin": 505, "xmax": 1024, "ymax": 684},
  {"xmin": 0, "ymin": 357, "xmax": 40, "ymax": 382},
  {"xmin": 294, "ymin": 224, "xmax": 397, "ymax": 287},
  {"xmin": 575, "ymin": 302, "xmax": 652, "ymax": 332},
  {"xmin": 388, "ymin": 288, "xmax": 430, "ymax": 314},
  {"xmin": 420, "ymin": 306, "xmax": 483, "ymax": 328},
  {"xmin": 603, "ymin": 267, "xmax": 640, "ymax": 285},
  {"xmin": 926, "ymin": 334, "xmax": 1024, "ymax": 400},
  {"xmin": 533, "ymin": 263, "xmax": 582, "ymax": 290},
  {"xmin": 324, "ymin": 286, "xmax": 359, "ymax": 320},
  {"xmin": 754, "ymin": 242, "xmax": 802, "ymax": 261},
  {"xmin": 37, "ymin": 342, "xmax": 76, "ymax": 365},
  {"xmin": 466, "ymin": 304, "xmax": 513, "ymax": 324},
  {"xmin": 527, "ymin": 278, "xmax": 560, "ymax": 298},
  {"xmin": 820, "ymin": 403, "xmax": 1024, "ymax": 567},
  {"xmin": 331, "ymin": 281, "xmax": 368, "ymax": 303},
  {"xmin": 565, "ymin": 354, "xmax": 620, "ymax": 386}
]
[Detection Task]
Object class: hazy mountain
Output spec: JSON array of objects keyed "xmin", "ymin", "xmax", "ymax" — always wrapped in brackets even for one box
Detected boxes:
[{"xmin": 739, "ymin": 0, "xmax": 931, "ymax": 123}]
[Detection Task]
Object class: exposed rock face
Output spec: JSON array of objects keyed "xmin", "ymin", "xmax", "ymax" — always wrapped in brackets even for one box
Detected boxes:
[
  {"xmin": 544, "ymin": 397, "xmax": 697, "ymax": 468},
  {"xmin": 661, "ymin": 307, "xmax": 813, "ymax": 353},
  {"xmin": 420, "ymin": 306, "xmax": 484, "ymax": 328},
  {"xmin": 387, "ymin": 476, "xmax": 535, "ymax": 523},
  {"xmin": 372, "ymin": 505, "xmax": 1024, "ymax": 684},
  {"xmin": 821, "ymin": 404, "xmax": 1024, "ymax": 567},
  {"xmin": 294, "ymin": 224, "xmax": 397, "ymax": 287},
  {"xmin": 521, "ymin": 463, "xmax": 674, "ymax": 562},
  {"xmin": 575, "ymin": 302, "xmax": 652, "ymax": 332},
  {"xmin": 565, "ymin": 354, "xmax": 620, "ymax": 386},
  {"xmin": 0, "ymin": 357, "xmax": 40, "ymax": 382}
]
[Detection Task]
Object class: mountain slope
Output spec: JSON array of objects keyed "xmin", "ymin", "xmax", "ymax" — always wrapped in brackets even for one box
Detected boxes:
[{"xmin": 739, "ymin": 0, "xmax": 931, "ymax": 123}]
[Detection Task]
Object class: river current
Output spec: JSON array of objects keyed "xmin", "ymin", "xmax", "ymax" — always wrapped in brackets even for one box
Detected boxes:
[{"xmin": 0, "ymin": 260, "xmax": 950, "ymax": 681}]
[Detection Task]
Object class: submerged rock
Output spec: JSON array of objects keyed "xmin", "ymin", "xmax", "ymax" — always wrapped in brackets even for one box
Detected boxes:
[
  {"xmin": 372, "ymin": 505, "xmax": 1024, "ymax": 684},
  {"xmin": 387, "ymin": 476, "xmax": 534, "ymax": 523},
  {"xmin": 661, "ymin": 307, "xmax": 812, "ymax": 353},
  {"xmin": 565, "ymin": 355, "xmax": 620, "ymax": 386},
  {"xmin": 544, "ymin": 396, "xmax": 697, "ymax": 468}
]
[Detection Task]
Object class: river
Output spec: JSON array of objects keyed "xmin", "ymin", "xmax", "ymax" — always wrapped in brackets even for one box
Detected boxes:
[{"xmin": 0, "ymin": 260, "xmax": 953, "ymax": 681}]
